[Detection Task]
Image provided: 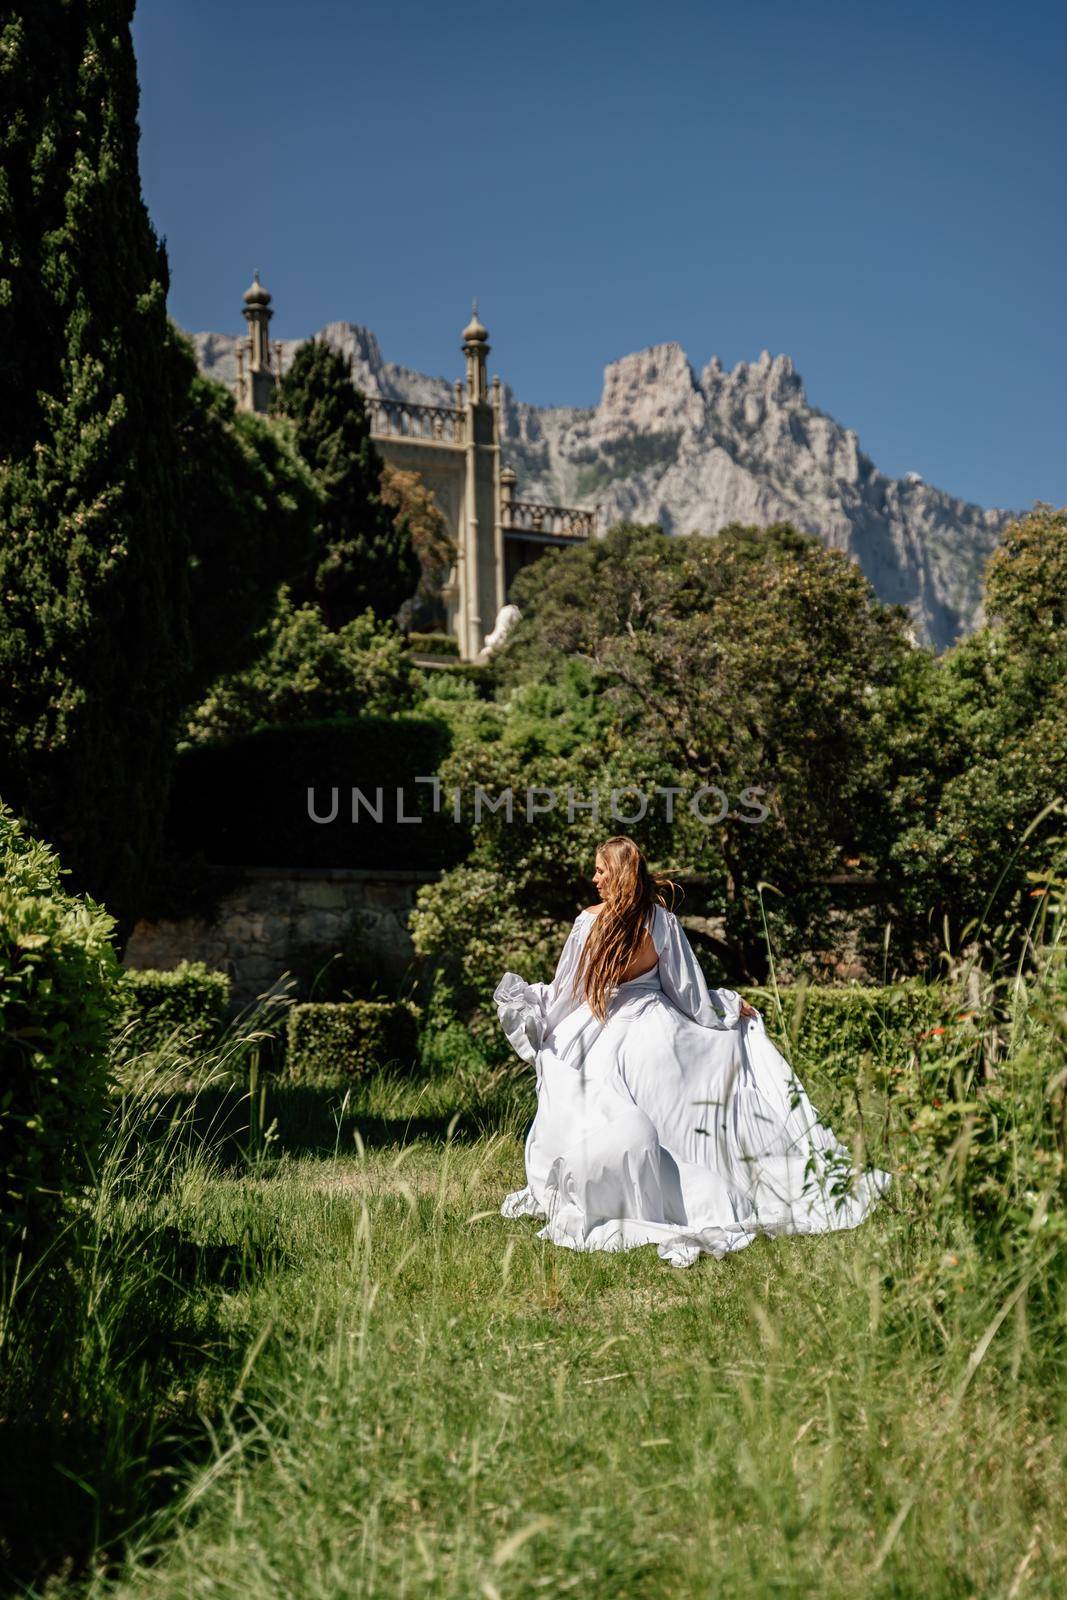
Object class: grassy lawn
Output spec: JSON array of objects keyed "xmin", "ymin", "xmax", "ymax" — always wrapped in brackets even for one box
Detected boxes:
[{"xmin": 42, "ymin": 1064, "xmax": 1056, "ymax": 1600}]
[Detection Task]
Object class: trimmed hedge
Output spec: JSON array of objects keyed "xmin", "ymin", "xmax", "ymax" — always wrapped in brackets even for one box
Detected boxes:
[
  {"xmin": 287, "ymin": 999, "xmax": 421, "ymax": 1085},
  {"xmin": 745, "ymin": 981, "xmax": 944, "ymax": 1082},
  {"xmin": 167, "ymin": 713, "xmax": 467, "ymax": 870},
  {"xmin": 0, "ymin": 801, "xmax": 122, "ymax": 1248},
  {"xmin": 119, "ymin": 961, "xmax": 231, "ymax": 1053},
  {"xmin": 407, "ymin": 632, "xmax": 459, "ymax": 658}
]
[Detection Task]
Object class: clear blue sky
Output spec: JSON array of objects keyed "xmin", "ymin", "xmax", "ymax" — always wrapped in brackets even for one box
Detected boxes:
[{"xmin": 132, "ymin": 0, "xmax": 1065, "ymax": 511}]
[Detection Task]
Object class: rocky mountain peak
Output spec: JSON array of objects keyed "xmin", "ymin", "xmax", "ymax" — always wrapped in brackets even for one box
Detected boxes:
[{"xmin": 595, "ymin": 342, "xmax": 704, "ymax": 440}]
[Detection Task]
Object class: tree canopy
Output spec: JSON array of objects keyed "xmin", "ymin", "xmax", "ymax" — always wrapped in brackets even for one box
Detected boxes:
[{"xmin": 270, "ymin": 339, "xmax": 420, "ymax": 627}]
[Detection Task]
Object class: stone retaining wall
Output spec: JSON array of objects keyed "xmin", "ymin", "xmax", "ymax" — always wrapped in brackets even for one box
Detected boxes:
[{"xmin": 123, "ymin": 867, "xmax": 439, "ymax": 1010}]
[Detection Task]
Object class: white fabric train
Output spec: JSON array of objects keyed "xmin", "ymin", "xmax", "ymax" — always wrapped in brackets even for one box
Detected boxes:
[{"xmin": 494, "ymin": 904, "xmax": 891, "ymax": 1268}]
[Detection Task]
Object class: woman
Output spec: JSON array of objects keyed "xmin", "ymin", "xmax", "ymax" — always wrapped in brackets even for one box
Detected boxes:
[{"xmin": 494, "ymin": 836, "xmax": 891, "ymax": 1268}]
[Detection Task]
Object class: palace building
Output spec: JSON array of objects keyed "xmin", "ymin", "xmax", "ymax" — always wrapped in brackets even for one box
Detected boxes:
[{"xmin": 234, "ymin": 274, "xmax": 596, "ymax": 660}]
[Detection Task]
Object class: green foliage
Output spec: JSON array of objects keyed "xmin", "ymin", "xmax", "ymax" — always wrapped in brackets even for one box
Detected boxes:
[
  {"xmin": 749, "ymin": 981, "xmax": 946, "ymax": 1132},
  {"xmin": 410, "ymin": 659, "xmax": 497, "ymax": 699},
  {"xmin": 0, "ymin": 7, "xmax": 318, "ymax": 936},
  {"xmin": 984, "ymin": 502, "xmax": 1067, "ymax": 680},
  {"xmin": 494, "ymin": 656, "xmax": 624, "ymax": 759},
  {"xmin": 0, "ymin": 995, "xmax": 290, "ymax": 1587},
  {"xmin": 119, "ymin": 961, "xmax": 231, "ymax": 1054},
  {"xmin": 166, "ymin": 714, "xmax": 463, "ymax": 871},
  {"xmin": 411, "ymin": 865, "xmax": 572, "ymax": 1052},
  {"xmin": 184, "ymin": 587, "xmax": 416, "ymax": 744},
  {"xmin": 0, "ymin": 4, "xmax": 192, "ymax": 934},
  {"xmin": 407, "ymin": 632, "xmax": 460, "ymax": 658},
  {"xmin": 874, "ymin": 876, "xmax": 1067, "ymax": 1312},
  {"xmin": 489, "ymin": 521, "xmax": 910, "ymax": 974},
  {"xmin": 175, "ymin": 374, "xmax": 319, "ymax": 704},
  {"xmin": 872, "ymin": 506, "xmax": 1067, "ymax": 956},
  {"xmin": 271, "ymin": 339, "xmax": 419, "ymax": 627},
  {"xmin": 0, "ymin": 800, "xmax": 121, "ymax": 1249},
  {"xmin": 3, "ymin": 883, "xmax": 1067, "ymax": 1591},
  {"xmin": 286, "ymin": 999, "xmax": 421, "ymax": 1085}
]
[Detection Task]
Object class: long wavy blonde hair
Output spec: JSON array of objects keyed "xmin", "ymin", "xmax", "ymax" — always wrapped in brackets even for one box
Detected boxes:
[{"xmin": 575, "ymin": 836, "xmax": 681, "ymax": 1022}]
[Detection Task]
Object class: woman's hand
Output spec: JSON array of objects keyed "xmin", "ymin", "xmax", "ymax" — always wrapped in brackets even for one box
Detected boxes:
[{"xmin": 739, "ymin": 1000, "xmax": 759, "ymax": 1020}]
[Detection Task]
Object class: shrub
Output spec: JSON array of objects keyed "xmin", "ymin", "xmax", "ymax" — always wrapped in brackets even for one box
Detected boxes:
[
  {"xmin": 118, "ymin": 961, "xmax": 231, "ymax": 1053},
  {"xmin": 411, "ymin": 659, "xmax": 495, "ymax": 698},
  {"xmin": 286, "ymin": 999, "xmax": 421, "ymax": 1085},
  {"xmin": 165, "ymin": 713, "xmax": 465, "ymax": 870},
  {"xmin": 407, "ymin": 632, "xmax": 459, "ymax": 658},
  {"xmin": 0, "ymin": 801, "xmax": 122, "ymax": 1249},
  {"xmin": 749, "ymin": 981, "xmax": 945, "ymax": 1086},
  {"xmin": 183, "ymin": 590, "xmax": 417, "ymax": 746},
  {"xmin": 411, "ymin": 865, "xmax": 571, "ymax": 1055}
]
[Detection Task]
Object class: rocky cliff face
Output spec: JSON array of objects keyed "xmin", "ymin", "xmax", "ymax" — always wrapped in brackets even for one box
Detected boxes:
[{"xmin": 191, "ymin": 323, "xmax": 1016, "ymax": 649}]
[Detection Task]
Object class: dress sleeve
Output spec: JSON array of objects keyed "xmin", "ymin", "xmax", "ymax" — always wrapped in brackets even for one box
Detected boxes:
[
  {"xmin": 651, "ymin": 906, "xmax": 748, "ymax": 1030},
  {"xmin": 494, "ymin": 914, "xmax": 589, "ymax": 1063}
]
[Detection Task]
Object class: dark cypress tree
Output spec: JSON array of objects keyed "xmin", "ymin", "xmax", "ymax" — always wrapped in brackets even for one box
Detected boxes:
[
  {"xmin": 0, "ymin": 3, "xmax": 316, "ymax": 940},
  {"xmin": 271, "ymin": 339, "xmax": 420, "ymax": 627},
  {"xmin": 0, "ymin": 1, "xmax": 193, "ymax": 941}
]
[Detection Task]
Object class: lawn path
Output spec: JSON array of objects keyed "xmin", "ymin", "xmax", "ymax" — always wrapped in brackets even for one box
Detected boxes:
[{"xmin": 98, "ymin": 1131, "xmax": 1066, "ymax": 1600}]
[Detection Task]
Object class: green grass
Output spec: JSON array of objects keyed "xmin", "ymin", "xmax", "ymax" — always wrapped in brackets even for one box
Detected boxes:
[
  {"xmin": 5, "ymin": 892, "xmax": 1067, "ymax": 1598},
  {"xmin": 83, "ymin": 1137, "xmax": 1066, "ymax": 1599}
]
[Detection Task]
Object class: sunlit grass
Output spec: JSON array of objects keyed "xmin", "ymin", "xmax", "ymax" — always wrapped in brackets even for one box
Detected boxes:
[{"xmin": 84, "ymin": 1136, "xmax": 1066, "ymax": 1599}]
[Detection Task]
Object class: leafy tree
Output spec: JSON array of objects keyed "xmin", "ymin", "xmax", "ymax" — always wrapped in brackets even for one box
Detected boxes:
[
  {"xmin": 499, "ymin": 522, "xmax": 910, "ymax": 975},
  {"xmin": 271, "ymin": 340, "xmax": 419, "ymax": 627},
  {"xmin": 876, "ymin": 506, "xmax": 1067, "ymax": 959},
  {"xmin": 176, "ymin": 372, "xmax": 318, "ymax": 704},
  {"xmin": 984, "ymin": 502, "xmax": 1067, "ymax": 694},
  {"xmin": 183, "ymin": 585, "xmax": 416, "ymax": 745},
  {"xmin": 379, "ymin": 462, "xmax": 455, "ymax": 629}
]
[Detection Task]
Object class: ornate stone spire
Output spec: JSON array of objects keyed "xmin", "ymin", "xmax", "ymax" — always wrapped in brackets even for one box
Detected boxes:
[
  {"xmin": 461, "ymin": 299, "xmax": 490, "ymax": 404},
  {"xmin": 238, "ymin": 270, "xmax": 277, "ymax": 413}
]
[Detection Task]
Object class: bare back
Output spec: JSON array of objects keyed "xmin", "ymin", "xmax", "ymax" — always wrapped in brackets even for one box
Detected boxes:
[{"xmin": 584, "ymin": 904, "xmax": 660, "ymax": 983}]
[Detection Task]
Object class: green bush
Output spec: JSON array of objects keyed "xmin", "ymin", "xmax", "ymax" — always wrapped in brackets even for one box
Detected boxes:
[
  {"xmin": 748, "ymin": 981, "xmax": 944, "ymax": 1084},
  {"xmin": 166, "ymin": 713, "xmax": 466, "ymax": 870},
  {"xmin": 0, "ymin": 801, "xmax": 122, "ymax": 1248},
  {"xmin": 407, "ymin": 632, "xmax": 459, "ymax": 658},
  {"xmin": 183, "ymin": 591, "xmax": 417, "ymax": 746},
  {"xmin": 118, "ymin": 961, "xmax": 231, "ymax": 1053},
  {"xmin": 411, "ymin": 659, "xmax": 495, "ymax": 698},
  {"xmin": 411, "ymin": 866, "xmax": 572, "ymax": 1057},
  {"xmin": 287, "ymin": 999, "xmax": 421, "ymax": 1085}
]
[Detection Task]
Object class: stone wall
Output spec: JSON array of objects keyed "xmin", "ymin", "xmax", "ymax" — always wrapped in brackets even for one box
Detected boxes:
[{"xmin": 123, "ymin": 867, "xmax": 439, "ymax": 1010}]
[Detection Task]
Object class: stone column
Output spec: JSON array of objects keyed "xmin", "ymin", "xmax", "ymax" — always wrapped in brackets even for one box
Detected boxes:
[
  {"xmin": 491, "ymin": 375, "xmax": 505, "ymax": 617},
  {"xmin": 460, "ymin": 304, "xmax": 495, "ymax": 660}
]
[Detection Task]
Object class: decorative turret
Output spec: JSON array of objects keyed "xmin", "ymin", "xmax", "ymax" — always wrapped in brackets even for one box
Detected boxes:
[
  {"xmin": 236, "ymin": 270, "xmax": 277, "ymax": 413},
  {"xmin": 462, "ymin": 299, "xmax": 490, "ymax": 405}
]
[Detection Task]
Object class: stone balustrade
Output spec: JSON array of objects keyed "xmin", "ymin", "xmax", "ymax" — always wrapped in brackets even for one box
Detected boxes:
[
  {"xmin": 368, "ymin": 396, "xmax": 467, "ymax": 445},
  {"xmin": 503, "ymin": 499, "xmax": 596, "ymax": 540}
]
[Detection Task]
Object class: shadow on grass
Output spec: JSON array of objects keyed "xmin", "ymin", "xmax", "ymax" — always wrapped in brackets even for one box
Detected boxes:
[
  {"xmin": 143, "ymin": 1079, "xmax": 530, "ymax": 1164},
  {"xmin": 0, "ymin": 1193, "xmax": 289, "ymax": 1591},
  {"xmin": 0, "ymin": 1072, "xmax": 526, "ymax": 1590}
]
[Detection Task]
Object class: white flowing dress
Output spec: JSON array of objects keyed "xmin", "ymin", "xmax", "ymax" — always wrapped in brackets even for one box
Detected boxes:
[{"xmin": 494, "ymin": 905, "xmax": 891, "ymax": 1268}]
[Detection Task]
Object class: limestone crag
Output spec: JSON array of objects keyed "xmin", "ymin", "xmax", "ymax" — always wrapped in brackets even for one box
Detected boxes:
[{"xmin": 191, "ymin": 323, "xmax": 1016, "ymax": 648}]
